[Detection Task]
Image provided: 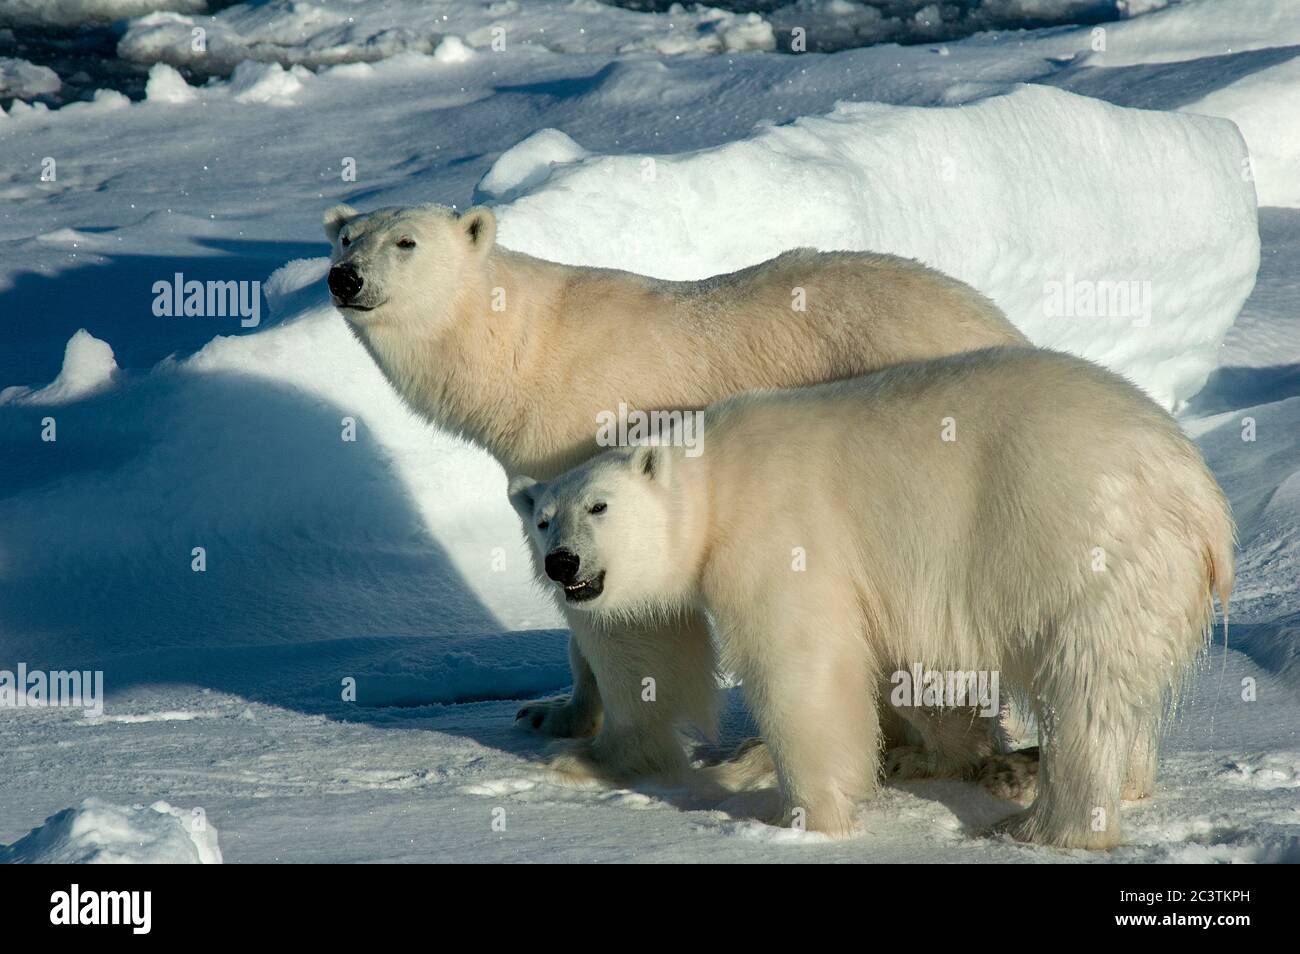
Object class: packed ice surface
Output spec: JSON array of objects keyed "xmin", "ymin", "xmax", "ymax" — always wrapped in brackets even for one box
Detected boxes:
[
  {"xmin": 493, "ymin": 85, "xmax": 1258, "ymax": 409},
  {"xmin": 0, "ymin": 799, "xmax": 222, "ymax": 864},
  {"xmin": 0, "ymin": 0, "xmax": 204, "ymax": 28},
  {"xmin": 117, "ymin": 0, "xmax": 783, "ymax": 72},
  {"xmin": 755, "ymin": 0, "xmax": 1171, "ymax": 53},
  {"xmin": 0, "ymin": 0, "xmax": 1297, "ymax": 863},
  {"xmin": 110, "ymin": 0, "xmax": 1187, "ymax": 67}
]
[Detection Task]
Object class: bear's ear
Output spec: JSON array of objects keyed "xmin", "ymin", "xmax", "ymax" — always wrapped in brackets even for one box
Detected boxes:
[
  {"xmin": 460, "ymin": 206, "xmax": 496, "ymax": 254},
  {"xmin": 324, "ymin": 204, "xmax": 358, "ymax": 243},
  {"xmin": 507, "ymin": 475, "xmax": 541, "ymax": 518},
  {"xmin": 629, "ymin": 444, "xmax": 669, "ymax": 485}
]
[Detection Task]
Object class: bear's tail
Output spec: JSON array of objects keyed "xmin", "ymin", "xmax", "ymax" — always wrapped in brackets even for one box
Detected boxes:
[
  {"xmin": 1199, "ymin": 475, "xmax": 1235, "ymax": 737},
  {"xmin": 1203, "ymin": 483, "xmax": 1235, "ymax": 649}
]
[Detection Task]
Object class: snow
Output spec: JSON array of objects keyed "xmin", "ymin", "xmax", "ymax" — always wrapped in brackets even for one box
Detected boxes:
[
  {"xmin": 0, "ymin": 329, "xmax": 117, "ymax": 406},
  {"xmin": 1079, "ymin": 0, "xmax": 1300, "ymax": 67},
  {"xmin": 622, "ymin": 10, "xmax": 777, "ymax": 55},
  {"xmin": 118, "ymin": 1, "xmax": 787, "ymax": 73},
  {"xmin": 759, "ymin": 0, "xmax": 1167, "ymax": 52},
  {"xmin": 0, "ymin": 799, "xmax": 221, "ymax": 864},
  {"xmin": 1180, "ymin": 55, "xmax": 1300, "ymax": 209},
  {"xmin": 228, "ymin": 60, "xmax": 310, "ymax": 105},
  {"xmin": 110, "ymin": 0, "xmax": 1182, "ymax": 69},
  {"xmin": 474, "ymin": 127, "xmax": 590, "ymax": 203},
  {"xmin": 0, "ymin": 0, "xmax": 1297, "ymax": 863},
  {"xmin": 143, "ymin": 62, "xmax": 195, "ymax": 104},
  {"xmin": 432, "ymin": 35, "xmax": 475, "ymax": 66}
]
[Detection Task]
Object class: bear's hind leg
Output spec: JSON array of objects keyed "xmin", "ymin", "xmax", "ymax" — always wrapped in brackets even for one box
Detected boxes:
[
  {"xmin": 998, "ymin": 671, "xmax": 1131, "ymax": 850},
  {"xmin": 1121, "ymin": 709, "xmax": 1162, "ymax": 801}
]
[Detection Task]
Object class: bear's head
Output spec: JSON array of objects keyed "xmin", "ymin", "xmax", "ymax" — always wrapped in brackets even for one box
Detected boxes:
[
  {"xmin": 323, "ymin": 202, "xmax": 495, "ymax": 329},
  {"xmin": 508, "ymin": 445, "xmax": 685, "ymax": 614}
]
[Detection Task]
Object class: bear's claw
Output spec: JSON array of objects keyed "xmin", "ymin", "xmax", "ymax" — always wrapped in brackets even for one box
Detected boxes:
[
  {"xmin": 514, "ymin": 695, "xmax": 599, "ymax": 738},
  {"xmin": 975, "ymin": 748, "xmax": 1040, "ymax": 804}
]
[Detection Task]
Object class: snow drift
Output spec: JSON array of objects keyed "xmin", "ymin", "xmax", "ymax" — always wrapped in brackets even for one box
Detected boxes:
[
  {"xmin": 0, "ymin": 799, "xmax": 222, "ymax": 864},
  {"xmin": 1180, "ymin": 56, "xmax": 1300, "ymax": 209},
  {"xmin": 492, "ymin": 84, "xmax": 1259, "ymax": 409},
  {"xmin": 0, "ymin": 328, "xmax": 117, "ymax": 406}
]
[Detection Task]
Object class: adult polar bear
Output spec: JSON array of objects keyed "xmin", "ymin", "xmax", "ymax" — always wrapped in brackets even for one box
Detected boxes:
[
  {"xmin": 323, "ymin": 201, "xmax": 1027, "ymax": 781},
  {"xmin": 509, "ymin": 348, "xmax": 1234, "ymax": 847}
]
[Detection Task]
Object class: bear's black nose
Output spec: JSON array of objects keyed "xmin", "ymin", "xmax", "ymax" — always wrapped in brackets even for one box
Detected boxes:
[
  {"xmin": 328, "ymin": 264, "xmax": 364, "ymax": 303},
  {"xmin": 544, "ymin": 548, "xmax": 581, "ymax": 584}
]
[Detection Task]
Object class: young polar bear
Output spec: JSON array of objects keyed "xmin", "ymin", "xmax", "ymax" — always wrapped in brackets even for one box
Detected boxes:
[
  {"xmin": 324, "ymin": 201, "xmax": 1029, "ymax": 785},
  {"xmin": 509, "ymin": 347, "xmax": 1234, "ymax": 848}
]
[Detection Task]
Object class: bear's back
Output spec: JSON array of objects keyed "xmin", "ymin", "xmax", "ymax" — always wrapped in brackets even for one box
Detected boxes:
[{"xmin": 697, "ymin": 345, "xmax": 1214, "ymax": 563}]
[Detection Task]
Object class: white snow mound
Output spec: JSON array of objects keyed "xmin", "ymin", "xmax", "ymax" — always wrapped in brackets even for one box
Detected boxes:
[
  {"xmin": 494, "ymin": 85, "xmax": 1259, "ymax": 408},
  {"xmin": 0, "ymin": 329, "xmax": 118, "ymax": 406},
  {"xmin": 475, "ymin": 128, "xmax": 590, "ymax": 203},
  {"xmin": 0, "ymin": 799, "xmax": 222, "ymax": 864},
  {"xmin": 433, "ymin": 35, "xmax": 474, "ymax": 64},
  {"xmin": 228, "ymin": 61, "xmax": 309, "ymax": 105},
  {"xmin": 1180, "ymin": 56, "xmax": 1300, "ymax": 209},
  {"xmin": 144, "ymin": 62, "xmax": 196, "ymax": 104}
]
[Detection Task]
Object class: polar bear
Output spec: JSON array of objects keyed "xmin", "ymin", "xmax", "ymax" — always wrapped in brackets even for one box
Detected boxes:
[
  {"xmin": 323, "ymin": 201, "xmax": 1028, "ymax": 782},
  {"xmin": 508, "ymin": 347, "xmax": 1234, "ymax": 848}
]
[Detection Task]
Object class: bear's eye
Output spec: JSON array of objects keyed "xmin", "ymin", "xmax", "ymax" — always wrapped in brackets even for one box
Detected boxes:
[
  {"xmin": 340, "ymin": 235, "xmax": 351, "ymax": 247},
  {"xmin": 397, "ymin": 237, "xmax": 416, "ymax": 249},
  {"xmin": 537, "ymin": 519, "xmax": 549, "ymax": 531},
  {"xmin": 589, "ymin": 502, "xmax": 607, "ymax": 515}
]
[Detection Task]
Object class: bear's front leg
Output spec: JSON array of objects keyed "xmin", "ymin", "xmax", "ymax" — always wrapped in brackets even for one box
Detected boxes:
[
  {"xmin": 543, "ymin": 608, "xmax": 719, "ymax": 782},
  {"xmin": 718, "ymin": 594, "xmax": 880, "ymax": 838},
  {"xmin": 515, "ymin": 635, "xmax": 603, "ymax": 738}
]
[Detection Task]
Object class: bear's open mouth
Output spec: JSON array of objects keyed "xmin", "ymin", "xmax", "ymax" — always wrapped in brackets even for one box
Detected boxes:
[{"xmin": 562, "ymin": 570, "xmax": 605, "ymax": 603}]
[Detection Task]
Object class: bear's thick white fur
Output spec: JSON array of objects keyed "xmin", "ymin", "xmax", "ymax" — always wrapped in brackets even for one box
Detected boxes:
[
  {"xmin": 323, "ymin": 201, "xmax": 1028, "ymax": 782},
  {"xmin": 511, "ymin": 347, "xmax": 1234, "ymax": 848}
]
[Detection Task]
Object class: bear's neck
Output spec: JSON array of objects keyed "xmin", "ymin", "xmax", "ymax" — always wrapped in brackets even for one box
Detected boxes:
[
  {"xmin": 664, "ymin": 450, "xmax": 715, "ymax": 605},
  {"xmin": 352, "ymin": 248, "xmax": 568, "ymax": 475}
]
